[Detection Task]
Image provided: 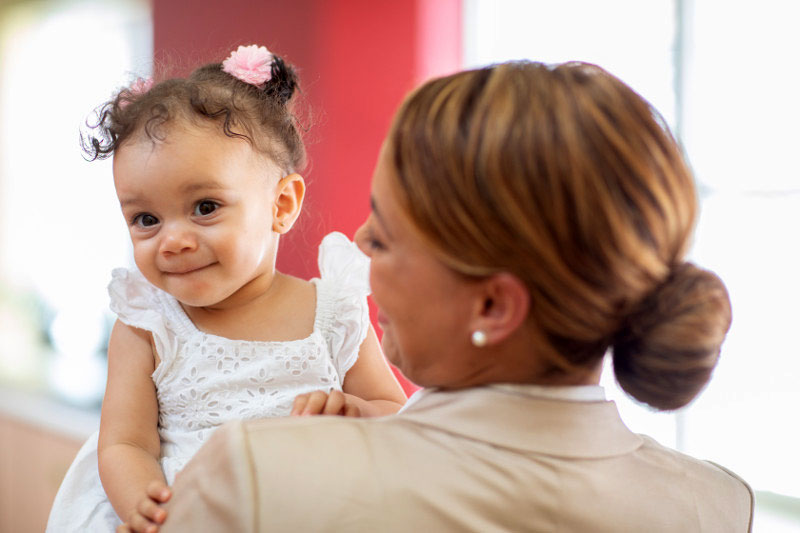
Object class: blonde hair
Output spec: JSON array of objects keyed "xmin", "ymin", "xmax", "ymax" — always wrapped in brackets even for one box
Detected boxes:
[{"xmin": 387, "ymin": 61, "xmax": 731, "ymax": 410}]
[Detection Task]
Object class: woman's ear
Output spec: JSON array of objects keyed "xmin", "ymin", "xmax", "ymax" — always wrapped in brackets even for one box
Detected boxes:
[
  {"xmin": 272, "ymin": 173, "xmax": 306, "ymax": 233},
  {"xmin": 469, "ymin": 272, "xmax": 530, "ymax": 346}
]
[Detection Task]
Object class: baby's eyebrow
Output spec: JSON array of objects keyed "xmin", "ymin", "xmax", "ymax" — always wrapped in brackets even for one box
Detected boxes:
[
  {"xmin": 181, "ymin": 180, "xmax": 228, "ymax": 193},
  {"xmin": 118, "ymin": 180, "xmax": 230, "ymax": 208},
  {"xmin": 118, "ymin": 196, "xmax": 142, "ymax": 209}
]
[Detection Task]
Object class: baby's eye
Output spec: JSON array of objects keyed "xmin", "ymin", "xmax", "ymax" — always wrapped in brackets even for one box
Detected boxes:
[
  {"xmin": 194, "ymin": 200, "xmax": 219, "ymax": 217},
  {"xmin": 132, "ymin": 213, "xmax": 159, "ymax": 228}
]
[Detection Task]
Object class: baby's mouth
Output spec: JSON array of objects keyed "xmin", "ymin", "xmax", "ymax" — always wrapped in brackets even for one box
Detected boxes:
[{"xmin": 163, "ymin": 263, "xmax": 211, "ymax": 275}]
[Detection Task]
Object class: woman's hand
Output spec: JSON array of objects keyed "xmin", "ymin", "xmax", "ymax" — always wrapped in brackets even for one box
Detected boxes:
[
  {"xmin": 291, "ymin": 389, "xmax": 364, "ymax": 417},
  {"xmin": 116, "ymin": 481, "xmax": 171, "ymax": 533}
]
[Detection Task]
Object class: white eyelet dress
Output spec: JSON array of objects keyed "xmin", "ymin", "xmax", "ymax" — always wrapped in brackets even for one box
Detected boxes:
[{"xmin": 46, "ymin": 232, "xmax": 371, "ymax": 532}]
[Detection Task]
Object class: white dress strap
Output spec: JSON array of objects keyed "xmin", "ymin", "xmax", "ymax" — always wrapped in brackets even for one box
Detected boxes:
[
  {"xmin": 313, "ymin": 232, "xmax": 371, "ymax": 379},
  {"xmin": 107, "ymin": 267, "xmax": 176, "ymax": 367}
]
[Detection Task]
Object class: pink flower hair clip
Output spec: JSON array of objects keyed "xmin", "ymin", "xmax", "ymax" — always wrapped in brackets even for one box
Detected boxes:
[
  {"xmin": 120, "ymin": 76, "xmax": 153, "ymax": 109},
  {"xmin": 222, "ymin": 45, "xmax": 274, "ymax": 88},
  {"xmin": 129, "ymin": 76, "xmax": 154, "ymax": 95}
]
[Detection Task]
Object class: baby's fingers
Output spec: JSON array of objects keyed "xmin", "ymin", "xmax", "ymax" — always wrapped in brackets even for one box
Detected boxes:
[
  {"xmin": 146, "ymin": 481, "xmax": 171, "ymax": 504},
  {"xmin": 130, "ymin": 482, "xmax": 170, "ymax": 533},
  {"xmin": 140, "ymin": 501, "xmax": 166, "ymax": 525},
  {"xmin": 128, "ymin": 511, "xmax": 159, "ymax": 533}
]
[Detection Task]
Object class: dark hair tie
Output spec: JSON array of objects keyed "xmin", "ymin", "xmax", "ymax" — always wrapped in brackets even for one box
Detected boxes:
[{"xmin": 264, "ymin": 56, "xmax": 297, "ymax": 106}]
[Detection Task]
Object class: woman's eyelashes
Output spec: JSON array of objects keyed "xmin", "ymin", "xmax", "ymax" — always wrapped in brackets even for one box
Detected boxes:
[{"xmin": 365, "ymin": 226, "xmax": 385, "ymax": 250}]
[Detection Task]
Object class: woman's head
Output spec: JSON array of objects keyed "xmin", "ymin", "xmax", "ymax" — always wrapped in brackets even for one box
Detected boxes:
[
  {"xmin": 366, "ymin": 61, "xmax": 730, "ymax": 410},
  {"xmin": 84, "ymin": 45, "xmax": 306, "ymax": 176}
]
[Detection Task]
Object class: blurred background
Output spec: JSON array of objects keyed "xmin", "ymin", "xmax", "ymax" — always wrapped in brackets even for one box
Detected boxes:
[{"xmin": 0, "ymin": 0, "xmax": 797, "ymax": 531}]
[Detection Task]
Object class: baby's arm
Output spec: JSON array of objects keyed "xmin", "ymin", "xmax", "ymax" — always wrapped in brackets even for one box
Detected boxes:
[
  {"xmin": 291, "ymin": 324, "xmax": 406, "ymax": 417},
  {"xmin": 99, "ymin": 320, "xmax": 170, "ymax": 531}
]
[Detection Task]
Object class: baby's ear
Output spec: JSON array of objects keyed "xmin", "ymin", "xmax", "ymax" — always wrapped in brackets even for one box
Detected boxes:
[{"xmin": 272, "ymin": 174, "xmax": 305, "ymax": 233}]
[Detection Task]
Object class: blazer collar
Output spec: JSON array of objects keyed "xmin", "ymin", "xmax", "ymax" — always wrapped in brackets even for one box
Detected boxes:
[{"xmin": 397, "ymin": 386, "xmax": 643, "ymax": 459}]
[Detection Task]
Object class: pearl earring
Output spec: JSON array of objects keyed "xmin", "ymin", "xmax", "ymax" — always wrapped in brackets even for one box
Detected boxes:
[{"xmin": 471, "ymin": 330, "xmax": 487, "ymax": 347}]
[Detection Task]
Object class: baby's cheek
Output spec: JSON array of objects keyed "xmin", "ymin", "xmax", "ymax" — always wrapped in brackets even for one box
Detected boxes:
[
  {"xmin": 132, "ymin": 250, "xmax": 156, "ymax": 280},
  {"xmin": 226, "ymin": 238, "xmax": 267, "ymax": 272}
]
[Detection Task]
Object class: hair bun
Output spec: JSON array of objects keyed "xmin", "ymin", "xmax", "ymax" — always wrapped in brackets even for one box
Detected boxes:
[
  {"xmin": 264, "ymin": 56, "xmax": 297, "ymax": 106},
  {"xmin": 612, "ymin": 263, "xmax": 732, "ymax": 411}
]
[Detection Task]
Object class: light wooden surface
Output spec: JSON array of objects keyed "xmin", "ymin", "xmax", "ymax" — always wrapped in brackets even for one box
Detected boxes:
[
  {"xmin": 0, "ymin": 413, "xmax": 83, "ymax": 533},
  {"xmin": 0, "ymin": 387, "xmax": 97, "ymax": 533}
]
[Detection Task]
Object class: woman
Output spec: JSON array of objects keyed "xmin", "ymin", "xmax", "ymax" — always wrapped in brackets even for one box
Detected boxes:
[{"xmin": 151, "ymin": 61, "xmax": 752, "ymax": 532}]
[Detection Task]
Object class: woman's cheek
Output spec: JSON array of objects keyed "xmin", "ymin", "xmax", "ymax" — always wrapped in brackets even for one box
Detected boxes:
[{"xmin": 368, "ymin": 261, "xmax": 387, "ymax": 305}]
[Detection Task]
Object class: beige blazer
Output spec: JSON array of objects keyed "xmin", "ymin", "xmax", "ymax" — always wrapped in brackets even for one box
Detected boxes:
[{"xmin": 161, "ymin": 387, "xmax": 753, "ymax": 532}]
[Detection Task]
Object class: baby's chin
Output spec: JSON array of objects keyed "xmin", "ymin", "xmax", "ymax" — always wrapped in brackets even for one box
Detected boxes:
[
  {"xmin": 146, "ymin": 278, "xmax": 232, "ymax": 310},
  {"xmin": 173, "ymin": 290, "xmax": 234, "ymax": 310}
]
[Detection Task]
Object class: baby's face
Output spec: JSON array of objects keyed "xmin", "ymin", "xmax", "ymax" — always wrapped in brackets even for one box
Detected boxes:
[{"xmin": 112, "ymin": 123, "xmax": 282, "ymax": 309}]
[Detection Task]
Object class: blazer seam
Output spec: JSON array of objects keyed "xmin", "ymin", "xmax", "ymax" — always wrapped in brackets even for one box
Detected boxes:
[
  {"xmin": 240, "ymin": 423, "xmax": 259, "ymax": 533},
  {"xmin": 390, "ymin": 418, "xmax": 643, "ymax": 459}
]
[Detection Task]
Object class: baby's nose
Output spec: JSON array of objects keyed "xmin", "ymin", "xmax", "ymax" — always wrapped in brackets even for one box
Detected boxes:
[{"xmin": 159, "ymin": 224, "xmax": 197, "ymax": 254}]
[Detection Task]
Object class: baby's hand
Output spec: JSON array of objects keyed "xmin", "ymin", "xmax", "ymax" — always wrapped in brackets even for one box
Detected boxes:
[
  {"xmin": 116, "ymin": 481, "xmax": 171, "ymax": 533},
  {"xmin": 291, "ymin": 389, "xmax": 363, "ymax": 417}
]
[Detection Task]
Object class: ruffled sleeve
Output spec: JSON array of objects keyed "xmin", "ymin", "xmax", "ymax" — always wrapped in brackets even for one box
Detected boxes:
[
  {"xmin": 108, "ymin": 267, "xmax": 175, "ymax": 367},
  {"xmin": 313, "ymin": 232, "xmax": 371, "ymax": 380}
]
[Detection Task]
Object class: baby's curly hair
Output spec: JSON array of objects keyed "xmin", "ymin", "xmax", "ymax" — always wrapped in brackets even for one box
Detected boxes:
[{"xmin": 82, "ymin": 54, "xmax": 306, "ymax": 174}]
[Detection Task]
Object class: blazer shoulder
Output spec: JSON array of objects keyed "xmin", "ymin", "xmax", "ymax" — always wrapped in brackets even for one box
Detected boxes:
[
  {"xmin": 705, "ymin": 460, "xmax": 755, "ymax": 532},
  {"xmin": 638, "ymin": 435, "xmax": 754, "ymax": 532}
]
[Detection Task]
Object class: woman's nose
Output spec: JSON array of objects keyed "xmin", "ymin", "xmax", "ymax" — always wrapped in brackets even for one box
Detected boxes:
[
  {"xmin": 353, "ymin": 221, "xmax": 371, "ymax": 257},
  {"xmin": 159, "ymin": 223, "xmax": 197, "ymax": 255}
]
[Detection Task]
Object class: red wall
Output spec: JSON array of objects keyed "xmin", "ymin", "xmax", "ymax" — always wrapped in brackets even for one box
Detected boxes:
[{"xmin": 153, "ymin": 0, "xmax": 462, "ymax": 394}]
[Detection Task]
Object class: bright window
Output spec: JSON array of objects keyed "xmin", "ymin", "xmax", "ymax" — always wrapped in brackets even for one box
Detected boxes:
[{"xmin": 0, "ymin": 0, "xmax": 151, "ymax": 404}]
